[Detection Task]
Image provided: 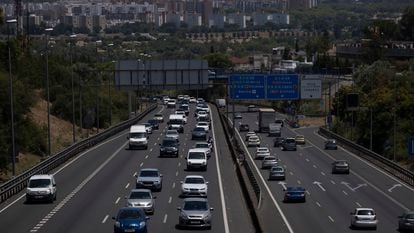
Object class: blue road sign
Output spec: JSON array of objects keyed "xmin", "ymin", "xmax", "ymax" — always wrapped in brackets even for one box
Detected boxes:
[
  {"xmin": 408, "ymin": 137, "xmax": 414, "ymax": 156},
  {"xmin": 229, "ymin": 75, "xmax": 265, "ymax": 99},
  {"xmin": 266, "ymin": 74, "xmax": 299, "ymax": 100}
]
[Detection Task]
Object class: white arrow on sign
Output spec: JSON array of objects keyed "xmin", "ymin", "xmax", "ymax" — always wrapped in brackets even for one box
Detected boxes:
[
  {"xmin": 341, "ymin": 182, "xmax": 367, "ymax": 192},
  {"xmin": 278, "ymin": 181, "xmax": 287, "ymax": 190},
  {"xmin": 313, "ymin": 181, "xmax": 326, "ymax": 191},
  {"xmin": 388, "ymin": 184, "xmax": 402, "ymax": 192}
]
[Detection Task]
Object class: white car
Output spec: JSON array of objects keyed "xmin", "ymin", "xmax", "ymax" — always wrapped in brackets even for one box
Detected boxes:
[
  {"xmin": 196, "ymin": 111, "xmax": 208, "ymax": 119},
  {"xmin": 186, "ymin": 148, "xmax": 208, "ymax": 170},
  {"xmin": 167, "ymin": 99, "xmax": 176, "ymax": 108},
  {"xmin": 174, "ymin": 111, "xmax": 187, "ymax": 123},
  {"xmin": 189, "ymin": 97, "xmax": 197, "ymax": 103},
  {"xmin": 193, "ymin": 142, "xmax": 212, "ymax": 158},
  {"xmin": 163, "ymin": 97, "xmax": 170, "ymax": 105},
  {"xmin": 166, "ymin": 130, "xmax": 179, "ymax": 141},
  {"xmin": 153, "ymin": 113, "xmax": 164, "ymax": 123},
  {"xmin": 247, "ymin": 135, "xmax": 261, "ymax": 147},
  {"xmin": 181, "ymin": 175, "xmax": 208, "ymax": 197},
  {"xmin": 26, "ymin": 174, "xmax": 57, "ymax": 203},
  {"xmin": 350, "ymin": 208, "xmax": 378, "ymax": 230},
  {"xmin": 255, "ymin": 147, "xmax": 270, "ymax": 159},
  {"xmin": 196, "ymin": 122, "xmax": 210, "ymax": 132},
  {"xmin": 196, "ymin": 98, "xmax": 205, "ymax": 104},
  {"xmin": 245, "ymin": 131, "xmax": 257, "ymax": 141}
]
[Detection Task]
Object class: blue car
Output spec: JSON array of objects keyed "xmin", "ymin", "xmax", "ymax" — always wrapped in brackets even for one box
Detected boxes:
[
  {"xmin": 283, "ymin": 186, "xmax": 306, "ymax": 203},
  {"xmin": 113, "ymin": 207, "xmax": 149, "ymax": 233}
]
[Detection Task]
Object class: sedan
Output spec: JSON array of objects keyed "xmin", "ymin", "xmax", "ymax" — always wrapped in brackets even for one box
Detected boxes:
[
  {"xmin": 193, "ymin": 142, "xmax": 212, "ymax": 158},
  {"xmin": 247, "ymin": 135, "xmax": 261, "ymax": 147},
  {"xmin": 350, "ymin": 208, "xmax": 378, "ymax": 230},
  {"xmin": 245, "ymin": 131, "xmax": 257, "ymax": 141},
  {"xmin": 168, "ymin": 124, "xmax": 184, "ymax": 133},
  {"xmin": 273, "ymin": 137, "xmax": 285, "ymax": 147},
  {"xmin": 332, "ymin": 160, "xmax": 350, "ymax": 174},
  {"xmin": 234, "ymin": 112, "xmax": 242, "ymax": 119},
  {"xmin": 398, "ymin": 210, "xmax": 414, "ymax": 231},
  {"xmin": 166, "ymin": 130, "xmax": 179, "ymax": 141},
  {"xmin": 283, "ymin": 186, "xmax": 306, "ymax": 203},
  {"xmin": 268, "ymin": 166, "xmax": 285, "ymax": 180},
  {"xmin": 239, "ymin": 123, "xmax": 250, "ymax": 132},
  {"xmin": 147, "ymin": 119, "xmax": 159, "ymax": 130},
  {"xmin": 281, "ymin": 137, "xmax": 297, "ymax": 151},
  {"xmin": 254, "ymin": 147, "xmax": 270, "ymax": 159},
  {"xmin": 113, "ymin": 207, "xmax": 149, "ymax": 233},
  {"xmin": 177, "ymin": 198, "xmax": 213, "ymax": 229},
  {"xmin": 324, "ymin": 139, "xmax": 338, "ymax": 150},
  {"xmin": 153, "ymin": 113, "xmax": 164, "ymax": 122},
  {"xmin": 247, "ymin": 105, "xmax": 257, "ymax": 112},
  {"xmin": 192, "ymin": 127, "xmax": 207, "ymax": 140},
  {"xmin": 135, "ymin": 168, "xmax": 163, "ymax": 191},
  {"xmin": 126, "ymin": 189, "xmax": 156, "ymax": 215},
  {"xmin": 196, "ymin": 122, "xmax": 210, "ymax": 132},
  {"xmin": 181, "ymin": 175, "xmax": 208, "ymax": 197},
  {"xmin": 261, "ymin": 156, "xmax": 278, "ymax": 169}
]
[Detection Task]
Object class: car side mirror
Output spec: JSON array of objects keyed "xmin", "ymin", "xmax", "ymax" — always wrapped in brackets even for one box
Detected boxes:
[
  {"xmin": 160, "ymin": 174, "xmax": 163, "ymax": 177},
  {"xmin": 145, "ymin": 216, "xmax": 150, "ymax": 220},
  {"xmin": 127, "ymin": 136, "xmax": 130, "ymax": 139},
  {"xmin": 210, "ymin": 208, "xmax": 214, "ymax": 211}
]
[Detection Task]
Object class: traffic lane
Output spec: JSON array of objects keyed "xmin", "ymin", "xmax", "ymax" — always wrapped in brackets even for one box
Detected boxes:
[{"xmin": 295, "ymin": 127, "xmax": 414, "ymax": 211}]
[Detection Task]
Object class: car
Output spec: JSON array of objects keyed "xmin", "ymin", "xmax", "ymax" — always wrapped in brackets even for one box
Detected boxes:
[
  {"xmin": 153, "ymin": 113, "xmax": 164, "ymax": 123},
  {"xmin": 196, "ymin": 104, "xmax": 209, "ymax": 113},
  {"xmin": 247, "ymin": 135, "xmax": 261, "ymax": 147},
  {"xmin": 174, "ymin": 111, "xmax": 188, "ymax": 123},
  {"xmin": 181, "ymin": 175, "xmax": 208, "ymax": 197},
  {"xmin": 275, "ymin": 119, "xmax": 284, "ymax": 127},
  {"xmin": 159, "ymin": 137, "xmax": 180, "ymax": 157},
  {"xmin": 135, "ymin": 168, "xmax": 163, "ymax": 191},
  {"xmin": 126, "ymin": 189, "xmax": 156, "ymax": 215},
  {"xmin": 247, "ymin": 105, "xmax": 257, "ymax": 112},
  {"xmin": 283, "ymin": 186, "xmax": 306, "ymax": 203},
  {"xmin": 26, "ymin": 174, "xmax": 57, "ymax": 203},
  {"xmin": 268, "ymin": 166, "xmax": 285, "ymax": 180},
  {"xmin": 261, "ymin": 156, "xmax": 279, "ymax": 169},
  {"xmin": 245, "ymin": 131, "xmax": 257, "ymax": 141},
  {"xmin": 196, "ymin": 110, "xmax": 208, "ymax": 119},
  {"xmin": 324, "ymin": 139, "xmax": 338, "ymax": 150},
  {"xmin": 196, "ymin": 98, "xmax": 205, "ymax": 104},
  {"xmin": 178, "ymin": 104, "xmax": 190, "ymax": 115},
  {"xmin": 189, "ymin": 97, "xmax": 196, "ymax": 103},
  {"xmin": 193, "ymin": 142, "xmax": 212, "ymax": 158},
  {"xmin": 167, "ymin": 99, "xmax": 177, "ymax": 108},
  {"xmin": 398, "ymin": 210, "xmax": 414, "ymax": 231},
  {"xmin": 192, "ymin": 127, "xmax": 207, "ymax": 140},
  {"xmin": 331, "ymin": 160, "xmax": 350, "ymax": 174},
  {"xmin": 113, "ymin": 207, "xmax": 149, "ymax": 233},
  {"xmin": 140, "ymin": 123, "xmax": 153, "ymax": 134},
  {"xmin": 177, "ymin": 198, "xmax": 213, "ymax": 229},
  {"xmin": 350, "ymin": 208, "xmax": 378, "ymax": 230},
  {"xmin": 197, "ymin": 115, "xmax": 210, "ymax": 124},
  {"xmin": 234, "ymin": 112, "xmax": 242, "ymax": 119},
  {"xmin": 186, "ymin": 148, "xmax": 208, "ymax": 171},
  {"xmin": 163, "ymin": 97, "xmax": 170, "ymax": 105},
  {"xmin": 295, "ymin": 135, "xmax": 305, "ymax": 145},
  {"xmin": 281, "ymin": 137, "xmax": 297, "ymax": 151},
  {"xmin": 147, "ymin": 119, "xmax": 159, "ymax": 130},
  {"xmin": 239, "ymin": 123, "xmax": 250, "ymax": 132},
  {"xmin": 196, "ymin": 122, "xmax": 210, "ymax": 132},
  {"xmin": 255, "ymin": 147, "xmax": 270, "ymax": 159},
  {"xmin": 168, "ymin": 124, "xmax": 184, "ymax": 133},
  {"xmin": 273, "ymin": 137, "xmax": 285, "ymax": 147},
  {"xmin": 166, "ymin": 129, "xmax": 179, "ymax": 141}
]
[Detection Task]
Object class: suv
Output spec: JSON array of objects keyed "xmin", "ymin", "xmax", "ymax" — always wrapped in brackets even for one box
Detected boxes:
[
  {"xmin": 159, "ymin": 137, "xmax": 180, "ymax": 157},
  {"xmin": 186, "ymin": 149, "xmax": 208, "ymax": 171},
  {"xmin": 282, "ymin": 138, "xmax": 297, "ymax": 151},
  {"xmin": 135, "ymin": 168, "xmax": 163, "ymax": 191},
  {"xmin": 26, "ymin": 174, "xmax": 57, "ymax": 203}
]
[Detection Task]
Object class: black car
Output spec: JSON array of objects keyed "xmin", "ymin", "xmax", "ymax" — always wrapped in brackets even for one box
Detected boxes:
[
  {"xmin": 275, "ymin": 119, "xmax": 284, "ymax": 127},
  {"xmin": 159, "ymin": 137, "xmax": 180, "ymax": 157},
  {"xmin": 239, "ymin": 124, "xmax": 250, "ymax": 132},
  {"xmin": 331, "ymin": 160, "xmax": 350, "ymax": 174},
  {"xmin": 192, "ymin": 127, "xmax": 207, "ymax": 140},
  {"xmin": 324, "ymin": 139, "xmax": 338, "ymax": 150},
  {"xmin": 169, "ymin": 124, "xmax": 184, "ymax": 133},
  {"xmin": 281, "ymin": 138, "xmax": 297, "ymax": 151},
  {"xmin": 147, "ymin": 119, "xmax": 159, "ymax": 130},
  {"xmin": 273, "ymin": 137, "xmax": 285, "ymax": 147}
]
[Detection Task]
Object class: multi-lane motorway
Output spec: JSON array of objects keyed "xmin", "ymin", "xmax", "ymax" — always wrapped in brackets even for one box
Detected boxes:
[
  {"xmin": 0, "ymin": 103, "xmax": 254, "ymax": 233},
  {"xmin": 1, "ymin": 101, "xmax": 413, "ymax": 233}
]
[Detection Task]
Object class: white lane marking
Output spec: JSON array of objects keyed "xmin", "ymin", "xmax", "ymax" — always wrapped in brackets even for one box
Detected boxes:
[
  {"xmin": 168, "ymin": 196, "xmax": 172, "ymax": 204},
  {"xmin": 316, "ymin": 202, "xmax": 321, "ymax": 207},
  {"xmin": 278, "ymin": 181, "xmax": 287, "ymax": 190},
  {"xmin": 115, "ymin": 197, "xmax": 121, "ymax": 204},
  {"xmin": 289, "ymin": 172, "xmax": 294, "ymax": 176},
  {"xmin": 331, "ymin": 180, "xmax": 336, "ymax": 185},
  {"xmin": 297, "ymin": 180, "xmax": 302, "ymax": 184},
  {"xmin": 313, "ymin": 181, "xmax": 326, "ymax": 191},
  {"xmin": 388, "ymin": 184, "xmax": 402, "ymax": 192},
  {"xmin": 150, "ymin": 148, "xmax": 153, "ymax": 152},
  {"xmin": 306, "ymin": 190, "xmax": 311, "ymax": 195},
  {"xmin": 157, "ymin": 137, "xmax": 160, "ymax": 141},
  {"xmin": 102, "ymin": 215, "xmax": 109, "ymax": 224},
  {"xmin": 145, "ymin": 155, "xmax": 149, "ymax": 159},
  {"xmin": 305, "ymin": 158, "xmax": 310, "ymax": 162},
  {"xmin": 212, "ymin": 106, "xmax": 230, "ymax": 233},
  {"xmin": 231, "ymin": 117, "xmax": 294, "ymax": 233},
  {"xmin": 154, "ymin": 143, "xmax": 157, "ymax": 146},
  {"xmin": 125, "ymin": 183, "xmax": 130, "ymax": 189},
  {"xmin": 328, "ymin": 216, "xmax": 335, "ymax": 222},
  {"xmin": 356, "ymin": 202, "xmax": 362, "ymax": 207},
  {"xmin": 176, "ymin": 171, "xmax": 179, "ymax": 176},
  {"xmin": 172, "ymin": 182, "xmax": 176, "ymax": 189},
  {"xmin": 28, "ymin": 141, "xmax": 129, "ymax": 232},
  {"xmin": 178, "ymin": 162, "xmax": 181, "ymax": 167},
  {"xmin": 313, "ymin": 165, "xmax": 317, "ymax": 168},
  {"xmin": 163, "ymin": 214, "xmax": 168, "ymax": 223},
  {"xmin": 140, "ymin": 162, "xmax": 144, "ymax": 167},
  {"xmin": 321, "ymin": 172, "xmax": 326, "ymax": 176},
  {"xmin": 342, "ymin": 190, "xmax": 348, "ymax": 196},
  {"xmin": 133, "ymin": 172, "xmax": 137, "ymax": 177}
]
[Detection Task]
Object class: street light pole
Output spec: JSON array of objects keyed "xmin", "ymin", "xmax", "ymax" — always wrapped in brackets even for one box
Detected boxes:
[
  {"xmin": 70, "ymin": 34, "xmax": 77, "ymax": 143},
  {"xmin": 7, "ymin": 18, "xmax": 17, "ymax": 176},
  {"xmin": 107, "ymin": 43, "xmax": 114, "ymax": 126},
  {"xmin": 45, "ymin": 27, "xmax": 53, "ymax": 156},
  {"xmin": 95, "ymin": 40, "xmax": 102, "ymax": 133}
]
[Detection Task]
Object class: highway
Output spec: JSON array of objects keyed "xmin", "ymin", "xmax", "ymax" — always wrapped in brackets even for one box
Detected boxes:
[
  {"xmin": 0, "ymin": 103, "xmax": 254, "ymax": 233},
  {"xmin": 229, "ymin": 105, "xmax": 414, "ymax": 233}
]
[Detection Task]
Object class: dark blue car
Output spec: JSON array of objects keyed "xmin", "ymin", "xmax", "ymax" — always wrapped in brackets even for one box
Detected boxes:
[
  {"xmin": 113, "ymin": 207, "xmax": 149, "ymax": 233},
  {"xmin": 283, "ymin": 186, "xmax": 306, "ymax": 203}
]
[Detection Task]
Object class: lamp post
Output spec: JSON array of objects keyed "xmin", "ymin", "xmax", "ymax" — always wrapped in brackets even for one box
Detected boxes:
[
  {"xmin": 70, "ymin": 34, "xmax": 77, "ymax": 143},
  {"xmin": 7, "ymin": 18, "xmax": 17, "ymax": 176},
  {"xmin": 107, "ymin": 43, "xmax": 114, "ymax": 126},
  {"xmin": 95, "ymin": 40, "xmax": 102, "ymax": 133},
  {"xmin": 45, "ymin": 27, "xmax": 53, "ymax": 156}
]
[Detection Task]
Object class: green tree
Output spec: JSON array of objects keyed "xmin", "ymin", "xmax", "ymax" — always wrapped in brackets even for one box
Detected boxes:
[{"xmin": 203, "ymin": 53, "xmax": 233, "ymax": 69}]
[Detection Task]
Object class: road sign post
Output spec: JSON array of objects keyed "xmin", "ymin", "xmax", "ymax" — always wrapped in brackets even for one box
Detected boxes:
[{"xmin": 266, "ymin": 74, "xmax": 299, "ymax": 100}]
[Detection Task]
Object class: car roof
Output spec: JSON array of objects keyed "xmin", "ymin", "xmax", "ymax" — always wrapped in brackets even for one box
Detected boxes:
[
  {"xmin": 355, "ymin": 208, "xmax": 375, "ymax": 212},
  {"xmin": 195, "ymin": 142, "xmax": 209, "ymax": 145},
  {"xmin": 264, "ymin": 156, "xmax": 276, "ymax": 159},
  {"xmin": 183, "ymin": 197, "xmax": 208, "ymax": 202},
  {"xmin": 167, "ymin": 130, "xmax": 178, "ymax": 133},
  {"xmin": 189, "ymin": 148, "xmax": 207, "ymax": 153},
  {"xmin": 130, "ymin": 189, "xmax": 152, "ymax": 193},
  {"xmin": 286, "ymin": 186, "xmax": 305, "ymax": 191},
  {"xmin": 257, "ymin": 147, "xmax": 269, "ymax": 150},
  {"xmin": 29, "ymin": 174, "xmax": 53, "ymax": 180},
  {"xmin": 184, "ymin": 175, "xmax": 205, "ymax": 179},
  {"xmin": 140, "ymin": 168, "xmax": 160, "ymax": 172}
]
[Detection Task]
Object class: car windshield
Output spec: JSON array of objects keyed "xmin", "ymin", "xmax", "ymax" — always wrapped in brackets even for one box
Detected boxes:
[
  {"xmin": 28, "ymin": 179, "xmax": 51, "ymax": 188},
  {"xmin": 162, "ymin": 140, "xmax": 177, "ymax": 146},
  {"xmin": 167, "ymin": 131, "xmax": 178, "ymax": 135},
  {"xmin": 271, "ymin": 167, "xmax": 283, "ymax": 172},
  {"xmin": 185, "ymin": 177, "xmax": 205, "ymax": 184},
  {"xmin": 155, "ymin": 114, "xmax": 162, "ymax": 117},
  {"xmin": 287, "ymin": 187, "xmax": 304, "ymax": 192},
  {"xmin": 148, "ymin": 120, "xmax": 157, "ymax": 124},
  {"xmin": 183, "ymin": 201, "xmax": 208, "ymax": 211},
  {"xmin": 336, "ymin": 161, "xmax": 348, "ymax": 165},
  {"xmin": 195, "ymin": 144, "xmax": 208, "ymax": 148},
  {"xmin": 140, "ymin": 170, "xmax": 159, "ymax": 177},
  {"xmin": 118, "ymin": 209, "xmax": 145, "ymax": 219},
  {"xmin": 404, "ymin": 214, "xmax": 414, "ymax": 219},
  {"xmin": 285, "ymin": 138, "xmax": 296, "ymax": 143},
  {"xmin": 189, "ymin": 152, "xmax": 205, "ymax": 159},
  {"xmin": 194, "ymin": 127, "xmax": 205, "ymax": 132},
  {"xmin": 264, "ymin": 157, "xmax": 275, "ymax": 161},
  {"xmin": 129, "ymin": 191, "xmax": 151, "ymax": 199},
  {"xmin": 130, "ymin": 133, "xmax": 145, "ymax": 138},
  {"xmin": 357, "ymin": 210, "xmax": 375, "ymax": 215}
]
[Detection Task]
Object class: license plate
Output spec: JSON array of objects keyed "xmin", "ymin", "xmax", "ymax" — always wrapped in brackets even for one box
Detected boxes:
[
  {"xmin": 190, "ymin": 221, "xmax": 200, "ymax": 224},
  {"xmin": 124, "ymin": 229, "xmax": 135, "ymax": 232},
  {"xmin": 34, "ymin": 196, "xmax": 43, "ymax": 199}
]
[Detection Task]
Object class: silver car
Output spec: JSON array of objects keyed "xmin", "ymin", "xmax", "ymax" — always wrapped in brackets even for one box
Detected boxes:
[
  {"xmin": 166, "ymin": 129, "xmax": 179, "ymax": 141},
  {"xmin": 268, "ymin": 166, "xmax": 285, "ymax": 180},
  {"xmin": 247, "ymin": 135, "xmax": 261, "ymax": 147},
  {"xmin": 177, "ymin": 198, "xmax": 213, "ymax": 229},
  {"xmin": 255, "ymin": 147, "xmax": 270, "ymax": 159},
  {"xmin": 126, "ymin": 189, "xmax": 156, "ymax": 215},
  {"xmin": 181, "ymin": 175, "xmax": 208, "ymax": 197},
  {"xmin": 350, "ymin": 208, "xmax": 378, "ymax": 230},
  {"xmin": 135, "ymin": 168, "xmax": 163, "ymax": 191},
  {"xmin": 261, "ymin": 156, "xmax": 278, "ymax": 169}
]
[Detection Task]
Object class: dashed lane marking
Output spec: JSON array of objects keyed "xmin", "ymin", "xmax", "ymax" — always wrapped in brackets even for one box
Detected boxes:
[{"xmin": 102, "ymin": 215, "xmax": 109, "ymax": 224}]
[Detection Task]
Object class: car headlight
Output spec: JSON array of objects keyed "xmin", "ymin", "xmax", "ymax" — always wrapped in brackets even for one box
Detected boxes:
[
  {"xmin": 115, "ymin": 221, "xmax": 121, "ymax": 228},
  {"xmin": 203, "ymin": 214, "xmax": 211, "ymax": 220},
  {"xmin": 154, "ymin": 180, "xmax": 160, "ymax": 184},
  {"xmin": 139, "ymin": 221, "xmax": 146, "ymax": 229},
  {"xmin": 202, "ymin": 161, "xmax": 206, "ymax": 165},
  {"xmin": 180, "ymin": 212, "xmax": 189, "ymax": 220}
]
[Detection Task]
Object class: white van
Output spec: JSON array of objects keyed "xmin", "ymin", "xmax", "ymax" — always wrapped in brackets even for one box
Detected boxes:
[
  {"xmin": 26, "ymin": 174, "xmax": 57, "ymax": 203},
  {"xmin": 128, "ymin": 125, "xmax": 148, "ymax": 149},
  {"xmin": 169, "ymin": 114, "xmax": 186, "ymax": 125},
  {"xmin": 186, "ymin": 148, "xmax": 208, "ymax": 171}
]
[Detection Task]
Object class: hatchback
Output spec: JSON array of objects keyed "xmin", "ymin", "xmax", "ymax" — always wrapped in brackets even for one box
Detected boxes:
[
  {"xmin": 247, "ymin": 135, "xmax": 261, "ymax": 147},
  {"xmin": 261, "ymin": 156, "xmax": 279, "ymax": 169},
  {"xmin": 245, "ymin": 131, "xmax": 257, "ymax": 141},
  {"xmin": 135, "ymin": 168, "xmax": 163, "ymax": 191},
  {"xmin": 181, "ymin": 175, "xmax": 208, "ymax": 197},
  {"xmin": 350, "ymin": 208, "xmax": 378, "ymax": 230},
  {"xmin": 126, "ymin": 189, "xmax": 156, "ymax": 215},
  {"xmin": 177, "ymin": 198, "xmax": 213, "ymax": 229},
  {"xmin": 166, "ymin": 130, "xmax": 179, "ymax": 141},
  {"xmin": 398, "ymin": 210, "xmax": 414, "ymax": 231},
  {"xmin": 113, "ymin": 207, "xmax": 149, "ymax": 233},
  {"xmin": 269, "ymin": 166, "xmax": 285, "ymax": 180},
  {"xmin": 255, "ymin": 147, "xmax": 270, "ymax": 159},
  {"xmin": 332, "ymin": 160, "xmax": 350, "ymax": 174},
  {"xmin": 324, "ymin": 139, "xmax": 338, "ymax": 150}
]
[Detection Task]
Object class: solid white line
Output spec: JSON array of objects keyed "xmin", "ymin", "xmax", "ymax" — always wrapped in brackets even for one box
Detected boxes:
[
  {"xmin": 115, "ymin": 197, "xmax": 121, "ymax": 204},
  {"xmin": 231, "ymin": 117, "xmax": 295, "ymax": 233},
  {"xmin": 211, "ymin": 106, "xmax": 230, "ymax": 233},
  {"xmin": 163, "ymin": 214, "xmax": 168, "ymax": 224},
  {"xmin": 102, "ymin": 215, "xmax": 109, "ymax": 224}
]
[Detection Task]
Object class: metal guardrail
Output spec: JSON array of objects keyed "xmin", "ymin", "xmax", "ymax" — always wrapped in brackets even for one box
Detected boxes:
[
  {"xmin": 0, "ymin": 104, "xmax": 157, "ymax": 204},
  {"xmin": 319, "ymin": 127, "xmax": 414, "ymax": 186}
]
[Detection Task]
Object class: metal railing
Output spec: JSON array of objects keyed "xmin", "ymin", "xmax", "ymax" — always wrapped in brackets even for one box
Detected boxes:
[
  {"xmin": 0, "ymin": 104, "xmax": 157, "ymax": 203},
  {"xmin": 319, "ymin": 127, "xmax": 414, "ymax": 186}
]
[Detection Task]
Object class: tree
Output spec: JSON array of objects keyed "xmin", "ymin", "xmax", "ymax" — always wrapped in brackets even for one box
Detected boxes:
[
  {"xmin": 399, "ymin": 6, "xmax": 414, "ymax": 40},
  {"xmin": 203, "ymin": 53, "xmax": 233, "ymax": 69}
]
